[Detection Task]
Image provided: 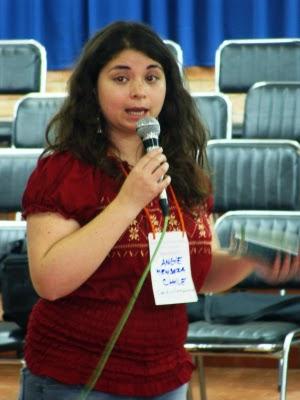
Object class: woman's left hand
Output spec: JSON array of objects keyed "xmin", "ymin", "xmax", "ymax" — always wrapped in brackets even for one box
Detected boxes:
[{"xmin": 255, "ymin": 252, "xmax": 300, "ymax": 284}]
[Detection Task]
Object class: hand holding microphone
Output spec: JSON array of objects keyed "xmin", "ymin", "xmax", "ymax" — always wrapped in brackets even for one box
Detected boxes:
[
  {"xmin": 116, "ymin": 117, "xmax": 170, "ymax": 216},
  {"xmin": 136, "ymin": 117, "xmax": 170, "ymax": 216}
]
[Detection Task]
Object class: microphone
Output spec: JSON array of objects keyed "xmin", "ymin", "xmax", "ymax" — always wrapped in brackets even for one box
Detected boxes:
[{"xmin": 136, "ymin": 117, "xmax": 169, "ymax": 216}]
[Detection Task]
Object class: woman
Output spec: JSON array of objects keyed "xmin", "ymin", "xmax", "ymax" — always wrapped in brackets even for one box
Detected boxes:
[{"xmin": 19, "ymin": 21, "xmax": 299, "ymax": 400}]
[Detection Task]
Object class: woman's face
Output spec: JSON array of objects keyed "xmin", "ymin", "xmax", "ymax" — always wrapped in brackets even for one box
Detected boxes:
[{"xmin": 97, "ymin": 49, "xmax": 166, "ymax": 137}]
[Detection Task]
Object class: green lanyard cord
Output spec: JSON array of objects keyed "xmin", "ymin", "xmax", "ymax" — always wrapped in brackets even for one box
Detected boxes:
[{"xmin": 78, "ymin": 215, "xmax": 169, "ymax": 400}]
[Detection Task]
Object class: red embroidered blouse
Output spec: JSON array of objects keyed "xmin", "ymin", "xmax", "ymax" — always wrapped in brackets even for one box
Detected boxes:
[{"xmin": 22, "ymin": 151, "xmax": 212, "ymax": 396}]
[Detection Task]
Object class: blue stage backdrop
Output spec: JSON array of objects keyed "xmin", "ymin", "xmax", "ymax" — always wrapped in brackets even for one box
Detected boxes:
[{"xmin": 0, "ymin": 0, "xmax": 299, "ymax": 70}]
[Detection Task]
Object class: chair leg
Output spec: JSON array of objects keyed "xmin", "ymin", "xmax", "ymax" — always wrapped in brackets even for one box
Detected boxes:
[
  {"xmin": 278, "ymin": 358, "xmax": 283, "ymax": 392},
  {"xmin": 186, "ymin": 383, "xmax": 193, "ymax": 400},
  {"xmin": 196, "ymin": 355, "xmax": 207, "ymax": 400},
  {"xmin": 279, "ymin": 331, "xmax": 298, "ymax": 400}
]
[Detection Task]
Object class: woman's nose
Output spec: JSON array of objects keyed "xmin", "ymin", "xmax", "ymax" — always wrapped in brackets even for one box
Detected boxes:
[{"xmin": 130, "ymin": 80, "xmax": 146, "ymax": 98}]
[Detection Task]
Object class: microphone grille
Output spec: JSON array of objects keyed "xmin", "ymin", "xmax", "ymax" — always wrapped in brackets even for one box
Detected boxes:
[{"xmin": 136, "ymin": 117, "xmax": 160, "ymax": 139}]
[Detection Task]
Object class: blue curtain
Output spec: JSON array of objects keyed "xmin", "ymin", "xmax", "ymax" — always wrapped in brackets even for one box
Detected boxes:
[{"xmin": 0, "ymin": 0, "xmax": 299, "ymax": 70}]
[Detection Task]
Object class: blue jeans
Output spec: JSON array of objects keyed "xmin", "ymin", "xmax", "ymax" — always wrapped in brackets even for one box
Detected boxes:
[{"xmin": 19, "ymin": 367, "xmax": 188, "ymax": 400}]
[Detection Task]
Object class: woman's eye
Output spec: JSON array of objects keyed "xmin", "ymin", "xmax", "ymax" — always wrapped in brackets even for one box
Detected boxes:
[
  {"xmin": 114, "ymin": 76, "xmax": 128, "ymax": 83},
  {"xmin": 146, "ymin": 75, "xmax": 159, "ymax": 82}
]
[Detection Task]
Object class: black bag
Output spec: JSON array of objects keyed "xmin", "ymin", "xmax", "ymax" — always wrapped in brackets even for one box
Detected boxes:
[
  {"xmin": 1, "ymin": 239, "xmax": 39, "ymax": 330},
  {"xmin": 187, "ymin": 292, "xmax": 300, "ymax": 324}
]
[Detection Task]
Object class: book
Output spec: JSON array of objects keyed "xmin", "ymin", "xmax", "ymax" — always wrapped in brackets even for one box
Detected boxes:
[{"xmin": 230, "ymin": 226, "xmax": 299, "ymax": 264}]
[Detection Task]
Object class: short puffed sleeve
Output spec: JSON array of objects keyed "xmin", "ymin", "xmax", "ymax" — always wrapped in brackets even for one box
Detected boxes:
[{"xmin": 22, "ymin": 151, "xmax": 102, "ymax": 225}]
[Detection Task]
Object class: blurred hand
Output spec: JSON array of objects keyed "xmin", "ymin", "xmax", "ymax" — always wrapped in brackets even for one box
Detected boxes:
[{"xmin": 255, "ymin": 252, "xmax": 300, "ymax": 284}]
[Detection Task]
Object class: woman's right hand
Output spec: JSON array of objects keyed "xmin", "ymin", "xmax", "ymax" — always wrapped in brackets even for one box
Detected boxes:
[
  {"xmin": 27, "ymin": 148, "xmax": 170, "ymax": 300},
  {"xmin": 116, "ymin": 148, "xmax": 171, "ymax": 213}
]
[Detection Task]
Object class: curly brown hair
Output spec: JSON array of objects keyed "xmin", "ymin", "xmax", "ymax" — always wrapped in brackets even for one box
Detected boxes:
[{"xmin": 45, "ymin": 21, "xmax": 211, "ymax": 207}]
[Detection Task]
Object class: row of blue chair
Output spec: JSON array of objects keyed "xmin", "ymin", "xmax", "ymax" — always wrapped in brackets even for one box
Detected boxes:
[
  {"xmin": 3, "ymin": 38, "xmax": 300, "ymax": 146},
  {"xmin": 0, "ymin": 40, "xmax": 47, "ymax": 143},
  {"xmin": 1, "ymin": 139, "xmax": 299, "ymax": 218},
  {"xmin": 185, "ymin": 139, "xmax": 300, "ymax": 400},
  {"xmin": 196, "ymin": 81, "xmax": 300, "ymax": 142},
  {"xmin": 4, "ymin": 81, "xmax": 300, "ymax": 150},
  {"xmin": 0, "ymin": 39, "xmax": 183, "ymax": 145}
]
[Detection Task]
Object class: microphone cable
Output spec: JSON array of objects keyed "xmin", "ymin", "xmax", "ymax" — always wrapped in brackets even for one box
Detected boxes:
[{"xmin": 78, "ymin": 214, "xmax": 170, "ymax": 400}]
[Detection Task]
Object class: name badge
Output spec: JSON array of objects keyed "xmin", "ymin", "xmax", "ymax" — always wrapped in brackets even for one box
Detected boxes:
[{"xmin": 148, "ymin": 231, "xmax": 198, "ymax": 305}]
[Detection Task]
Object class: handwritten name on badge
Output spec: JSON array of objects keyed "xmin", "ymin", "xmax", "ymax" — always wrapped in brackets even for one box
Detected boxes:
[
  {"xmin": 156, "ymin": 256, "xmax": 186, "ymax": 286},
  {"xmin": 148, "ymin": 231, "xmax": 197, "ymax": 305}
]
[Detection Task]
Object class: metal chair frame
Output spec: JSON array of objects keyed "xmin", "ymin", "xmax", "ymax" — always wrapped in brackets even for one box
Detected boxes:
[
  {"xmin": 0, "ymin": 148, "xmax": 42, "ymax": 360},
  {"xmin": 163, "ymin": 39, "xmax": 184, "ymax": 76},
  {"xmin": 185, "ymin": 210, "xmax": 300, "ymax": 400}
]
